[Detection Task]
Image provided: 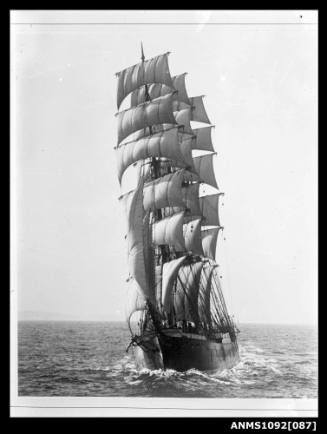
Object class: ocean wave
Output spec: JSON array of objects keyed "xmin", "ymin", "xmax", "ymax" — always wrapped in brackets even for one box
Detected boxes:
[
  {"xmin": 18, "ymin": 322, "xmax": 318, "ymax": 398},
  {"xmin": 114, "ymin": 343, "xmax": 284, "ymax": 390}
]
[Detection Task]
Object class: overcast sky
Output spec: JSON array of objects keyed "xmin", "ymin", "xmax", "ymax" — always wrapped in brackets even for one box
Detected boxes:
[{"xmin": 11, "ymin": 11, "xmax": 317, "ymax": 324}]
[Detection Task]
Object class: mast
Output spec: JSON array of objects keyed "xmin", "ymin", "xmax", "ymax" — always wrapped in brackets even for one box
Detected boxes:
[
  {"xmin": 140, "ymin": 43, "xmax": 168, "ymax": 316},
  {"xmin": 141, "ymin": 44, "xmax": 160, "ymax": 203}
]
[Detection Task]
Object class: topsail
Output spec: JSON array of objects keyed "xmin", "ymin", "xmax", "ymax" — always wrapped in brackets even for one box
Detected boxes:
[
  {"xmin": 116, "ymin": 93, "xmax": 177, "ymax": 145},
  {"xmin": 116, "ymin": 128, "xmax": 192, "ymax": 184},
  {"xmin": 116, "ymin": 53, "xmax": 173, "ymax": 109},
  {"xmin": 130, "ymin": 74, "xmax": 211, "ymax": 126},
  {"xmin": 130, "ymin": 73, "xmax": 190, "ymax": 107}
]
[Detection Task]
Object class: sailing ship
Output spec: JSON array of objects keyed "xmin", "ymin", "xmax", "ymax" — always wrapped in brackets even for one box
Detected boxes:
[{"xmin": 115, "ymin": 45, "xmax": 240, "ymax": 372}]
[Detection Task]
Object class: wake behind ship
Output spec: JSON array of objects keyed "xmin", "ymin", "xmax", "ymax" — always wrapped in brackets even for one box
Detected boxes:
[{"xmin": 114, "ymin": 45, "xmax": 240, "ymax": 372}]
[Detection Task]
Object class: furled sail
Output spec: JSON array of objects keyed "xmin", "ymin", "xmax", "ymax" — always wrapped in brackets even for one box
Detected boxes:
[
  {"xmin": 116, "ymin": 93, "xmax": 177, "ymax": 145},
  {"xmin": 199, "ymin": 193, "xmax": 222, "ymax": 227},
  {"xmin": 183, "ymin": 218, "xmax": 204, "ymax": 256},
  {"xmin": 116, "ymin": 128, "xmax": 191, "ymax": 184},
  {"xmin": 116, "ymin": 53, "xmax": 173, "ymax": 109},
  {"xmin": 161, "ymin": 255, "xmax": 187, "ymax": 311},
  {"xmin": 201, "ymin": 227, "xmax": 221, "ymax": 260},
  {"xmin": 193, "ymin": 153, "xmax": 218, "ymax": 189},
  {"xmin": 143, "ymin": 170, "xmax": 186, "ymax": 212},
  {"xmin": 174, "ymin": 261, "xmax": 203, "ymax": 323},
  {"xmin": 120, "ymin": 179, "xmax": 153, "ymax": 301},
  {"xmin": 192, "ymin": 126, "xmax": 214, "ymax": 152},
  {"xmin": 152, "ymin": 211, "xmax": 185, "ymax": 251}
]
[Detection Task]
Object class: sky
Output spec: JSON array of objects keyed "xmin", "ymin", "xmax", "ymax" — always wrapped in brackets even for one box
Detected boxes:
[{"xmin": 11, "ymin": 11, "xmax": 318, "ymax": 324}]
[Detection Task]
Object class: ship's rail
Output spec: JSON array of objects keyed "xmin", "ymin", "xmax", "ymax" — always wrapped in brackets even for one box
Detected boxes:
[{"xmin": 161, "ymin": 328, "xmax": 233, "ymax": 343}]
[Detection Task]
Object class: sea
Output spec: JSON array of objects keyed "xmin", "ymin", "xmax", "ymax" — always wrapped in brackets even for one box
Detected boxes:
[{"xmin": 18, "ymin": 321, "xmax": 318, "ymax": 398}]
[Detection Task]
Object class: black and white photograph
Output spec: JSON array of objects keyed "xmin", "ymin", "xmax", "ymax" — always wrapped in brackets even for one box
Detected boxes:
[{"xmin": 10, "ymin": 10, "xmax": 318, "ymax": 417}]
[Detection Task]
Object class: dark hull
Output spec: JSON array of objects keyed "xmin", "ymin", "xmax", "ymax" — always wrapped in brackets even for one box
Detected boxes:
[{"xmin": 133, "ymin": 330, "xmax": 240, "ymax": 372}]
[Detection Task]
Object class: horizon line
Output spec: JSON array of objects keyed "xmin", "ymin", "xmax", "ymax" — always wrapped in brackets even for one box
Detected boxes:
[{"xmin": 17, "ymin": 319, "xmax": 318, "ymax": 326}]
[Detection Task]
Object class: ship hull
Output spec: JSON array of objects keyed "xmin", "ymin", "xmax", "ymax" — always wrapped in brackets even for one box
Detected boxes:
[
  {"xmin": 133, "ymin": 330, "xmax": 240, "ymax": 372},
  {"xmin": 133, "ymin": 335, "xmax": 164, "ymax": 370}
]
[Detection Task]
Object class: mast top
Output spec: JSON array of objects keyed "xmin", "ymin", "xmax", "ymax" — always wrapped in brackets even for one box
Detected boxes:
[{"xmin": 141, "ymin": 42, "xmax": 145, "ymax": 62}]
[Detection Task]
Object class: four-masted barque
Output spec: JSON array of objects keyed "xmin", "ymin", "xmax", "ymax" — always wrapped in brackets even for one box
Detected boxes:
[{"xmin": 115, "ymin": 45, "xmax": 240, "ymax": 372}]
